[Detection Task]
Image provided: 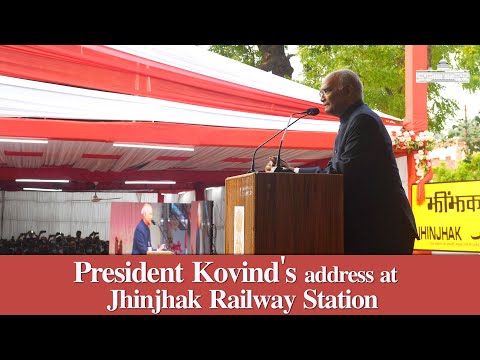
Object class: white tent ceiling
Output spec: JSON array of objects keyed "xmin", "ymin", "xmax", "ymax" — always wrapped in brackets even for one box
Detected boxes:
[{"xmin": 0, "ymin": 45, "xmax": 403, "ymax": 193}]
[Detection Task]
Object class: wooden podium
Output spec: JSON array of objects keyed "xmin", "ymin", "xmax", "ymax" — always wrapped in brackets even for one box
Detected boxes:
[
  {"xmin": 225, "ymin": 172, "xmax": 344, "ymax": 254},
  {"xmin": 147, "ymin": 250, "xmax": 174, "ymax": 255}
]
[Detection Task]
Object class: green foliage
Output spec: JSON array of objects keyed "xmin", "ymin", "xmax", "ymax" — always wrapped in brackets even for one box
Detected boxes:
[
  {"xmin": 433, "ymin": 152, "xmax": 480, "ymax": 181},
  {"xmin": 207, "ymin": 45, "xmax": 260, "ymax": 67},
  {"xmin": 298, "ymin": 45, "xmax": 478, "ymax": 133},
  {"xmin": 453, "ymin": 45, "xmax": 480, "ymax": 92},
  {"xmin": 206, "ymin": 45, "xmax": 480, "ymax": 134},
  {"xmin": 297, "ymin": 45, "xmax": 406, "ymax": 118},
  {"xmin": 426, "ymin": 82, "xmax": 459, "ymax": 133},
  {"xmin": 441, "ymin": 114, "xmax": 480, "ymax": 159}
]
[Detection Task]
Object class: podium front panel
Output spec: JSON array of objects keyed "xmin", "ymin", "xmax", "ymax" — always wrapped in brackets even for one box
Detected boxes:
[{"xmin": 225, "ymin": 172, "xmax": 343, "ymax": 254}]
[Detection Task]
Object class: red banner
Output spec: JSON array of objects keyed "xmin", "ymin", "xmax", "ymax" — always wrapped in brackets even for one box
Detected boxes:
[{"xmin": 0, "ymin": 255, "xmax": 478, "ymax": 315}]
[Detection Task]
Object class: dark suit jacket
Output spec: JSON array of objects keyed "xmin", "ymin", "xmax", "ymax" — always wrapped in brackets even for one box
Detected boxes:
[
  {"xmin": 132, "ymin": 220, "xmax": 151, "ymax": 255},
  {"xmin": 299, "ymin": 101, "xmax": 418, "ymax": 254}
]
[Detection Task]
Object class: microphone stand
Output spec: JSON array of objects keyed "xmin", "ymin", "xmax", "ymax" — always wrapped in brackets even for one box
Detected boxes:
[
  {"xmin": 151, "ymin": 220, "xmax": 168, "ymax": 251},
  {"xmin": 247, "ymin": 112, "xmax": 309, "ymax": 174},
  {"xmin": 275, "ymin": 113, "xmax": 309, "ymax": 171}
]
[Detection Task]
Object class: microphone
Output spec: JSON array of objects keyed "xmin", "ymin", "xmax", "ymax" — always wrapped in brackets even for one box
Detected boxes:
[
  {"xmin": 247, "ymin": 108, "xmax": 320, "ymax": 173},
  {"xmin": 150, "ymin": 219, "xmax": 168, "ymax": 250},
  {"xmin": 300, "ymin": 107, "xmax": 320, "ymax": 116},
  {"xmin": 274, "ymin": 108, "xmax": 319, "ymax": 172}
]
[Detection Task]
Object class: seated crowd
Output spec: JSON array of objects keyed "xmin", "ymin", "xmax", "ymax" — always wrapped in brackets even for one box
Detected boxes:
[{"xmin": 0, "ymin": 230, "xmax": 109, "ymax": 255}]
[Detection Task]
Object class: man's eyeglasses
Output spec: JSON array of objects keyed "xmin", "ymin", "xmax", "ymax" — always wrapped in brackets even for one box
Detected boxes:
[{"xmin": 319, "ymin": 88, "xmax": 333, "ymax": 98}]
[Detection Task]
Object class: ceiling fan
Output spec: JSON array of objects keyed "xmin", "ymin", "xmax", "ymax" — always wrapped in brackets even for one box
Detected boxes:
[{"xmin": 72, "ymin": 182, "xmax": 122, "ymax": 203}]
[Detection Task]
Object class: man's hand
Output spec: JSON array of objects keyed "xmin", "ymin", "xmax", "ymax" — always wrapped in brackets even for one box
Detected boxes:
[
  {"xmin": 265, "ymin": 156, "xmax": 293, "ymax": 172},
  {"xmin": 265, "ymin": 157, "xmax": 275, "ymax": 172}
]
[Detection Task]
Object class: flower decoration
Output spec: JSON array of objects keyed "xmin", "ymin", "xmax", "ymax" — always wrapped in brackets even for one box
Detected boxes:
[
  {"xmin": 390, "ymin": 129, "xmax": 435, "ymax": 153},
  {"xmin": 390, "ymin": 129, "xmax": 436, "ymax": 183},
  {"xmin": 413, "ymin": 150, "xmax": 432, "ymax": 182}
]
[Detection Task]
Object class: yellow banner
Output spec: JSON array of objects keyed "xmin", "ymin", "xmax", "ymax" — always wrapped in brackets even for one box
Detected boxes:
[{"xmin": 412, "ymin": 181, "xmax": 480, "ymax": 252}]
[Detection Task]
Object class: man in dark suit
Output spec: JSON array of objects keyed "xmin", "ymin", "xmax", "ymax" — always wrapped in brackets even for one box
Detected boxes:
[
  {"xmin": 266, "ymin": 69, "xmax": 418, "ymax": 254},
  {"xmin": 132, "ymin": 203, "xmax": 154, "ymax": 255}
]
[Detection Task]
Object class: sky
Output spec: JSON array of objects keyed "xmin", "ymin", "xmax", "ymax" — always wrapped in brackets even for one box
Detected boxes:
[{"xmin": 441, "ymin": 83, "xmax": 479, "ymax": 120}]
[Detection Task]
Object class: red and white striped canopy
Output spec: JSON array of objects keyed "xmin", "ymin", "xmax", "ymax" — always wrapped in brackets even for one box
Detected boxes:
[{"xmin": 0, "ymin": 45, "xmax": 403, "ymax": 193}]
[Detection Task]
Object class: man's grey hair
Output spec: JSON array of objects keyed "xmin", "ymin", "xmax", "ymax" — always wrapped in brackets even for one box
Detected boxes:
[
  {"xmin": 141, "ymin": 203, "xmax": 152, "ymax": 215},
  {"xmin": 333, "ymin": 69, "xmax": 364, "ymax": 99}
]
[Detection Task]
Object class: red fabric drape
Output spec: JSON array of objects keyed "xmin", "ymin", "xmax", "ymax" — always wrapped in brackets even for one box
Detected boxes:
[
  {"xmin": 0, "ymin": 45, "xmax": 401, "ymax": 126},
  {"xmin": 404, "ymin": 46, "xmax": 429, "ymax": 209},
  {"xmin": 407, "ymin": 149, "xmax": 433, "ymax": 205},
  {"xmin": 0, "ymin": 117, "xmax": 337, "ymax": 150},
  {"xmin": 407, "ymin": 151, "xmax": 417, "ymax": 203},
  {"xmin": 0, "ymin": 45, "xmax": 328, "ymax": 120},
  {"xmin": 416, "ymin": 167, "xmax": 433, "ymax": 205}
]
